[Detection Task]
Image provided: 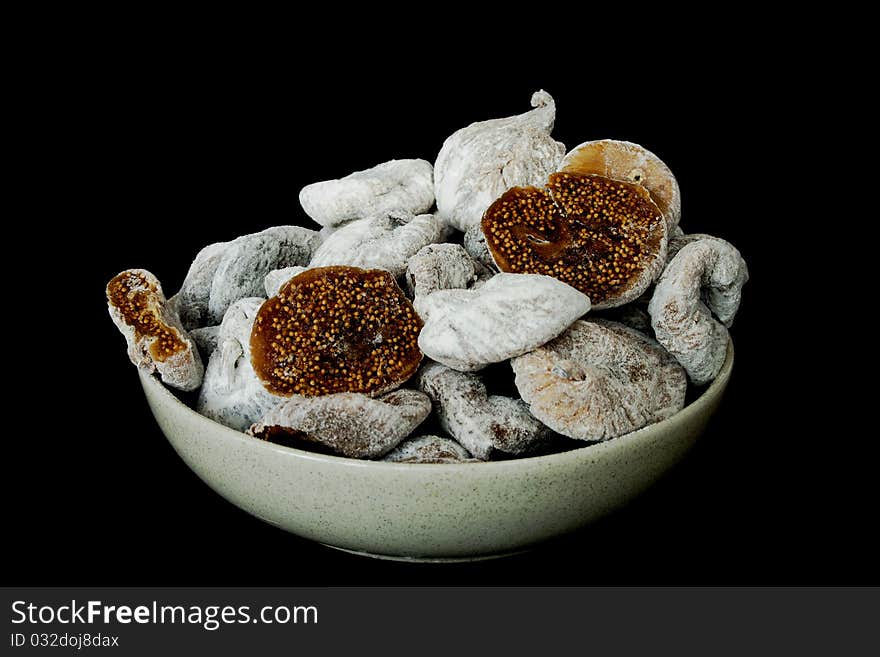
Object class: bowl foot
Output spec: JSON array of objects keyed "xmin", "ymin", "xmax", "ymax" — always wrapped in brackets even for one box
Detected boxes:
[{"xmin": 321, "ymin": 543, "xmax": 531, "ymax": 563}]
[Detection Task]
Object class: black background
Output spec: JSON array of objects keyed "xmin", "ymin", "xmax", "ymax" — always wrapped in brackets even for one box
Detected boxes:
[{"xmin": 8, "ymin": 37, "xmax": 872, "ymax": 586}]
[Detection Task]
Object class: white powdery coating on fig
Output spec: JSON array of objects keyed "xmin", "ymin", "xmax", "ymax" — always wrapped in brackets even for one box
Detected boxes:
[
  {"xmin": 249, "ymin": 389, "xmax": 432, "ymax": 459},
  {"xmin": 512, "ymin": 319, "xmax": 687, "ymax": 441},
  {"xmin": 309, "ymin": 213, "xmax": 447, "ymax": 277},
  {"xmin": 207, "ymin": 226, "xmax": 320, "ymax": 325},
  {"xmin": 197, "ymin": 297, "xmax": 282, "ymax": 431},
  {"xmin": 464, "ymin": 223, "xmax": 498, "ymax": 272},
  {"xmin": 299, "ymin": 159, "xmax": 435, "ymax": 228},
  {"xmin": 174, "ymin": 241, "xmax": 230, "ymax": 329},
  {"xmin": 416, "ymin": 362, "xmax": 548, "ymax": 459},
  {"xmin": 665, "ymin": 232, "xmax": 727, "ymax": 264},
  {"xmin": 648, "ymin": 238, "xmax": 748, "ymax": 385},
  {"xmin": 190, "ymin": 325, "xmax": 221, "ymax": 359},
  {"xmin": 417, "ymin": 273, "xmax": 591, "ymax": 372},
  {"xmin": 317, "ymin": 223, "xmax": 346, "ymax": 243},
  {"xmin": 382, "ymin": 435, "xmax": 477, "ymax": 464},
  {"xmin": 559, "ymin": 139, "xmax": 682, "ymax": 231},
  {"xmin": 406, "ymin": 243, "xmax": 477, "ymax": 311},
  {"xmin": 107, "ymin": 269, "xmax": 204, "ymax": 391},
  {"xmin": 434, "ymin": 90, "xmax": 566, "ymax": 233},
  {"xmin": 264, "ymin": 266, "xmax": 306, "ymax": 298}
]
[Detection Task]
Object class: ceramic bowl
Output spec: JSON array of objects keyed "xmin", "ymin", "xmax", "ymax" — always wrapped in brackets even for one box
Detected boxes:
[{"xmin": 139, "ymin": 340, "xmax": 733, "ymax": 561}]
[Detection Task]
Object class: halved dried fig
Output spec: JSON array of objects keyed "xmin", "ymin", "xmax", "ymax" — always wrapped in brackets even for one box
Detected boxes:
[
  {"xmin": 559, "ymin": 139, "xmax": 681, "ymax": 230},
  {"xmin": 250, "ymin": 266, "xmax": 423, "ymax": 397},
  {"xmin": 106, "ymin": 269, "xmax": 203, "ymax": 391},
  {"xmin": 481, "ymin": 172, "xmax": 668, "ymax": 309}
]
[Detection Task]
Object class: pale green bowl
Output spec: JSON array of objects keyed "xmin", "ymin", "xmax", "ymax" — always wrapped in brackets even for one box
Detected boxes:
[{"xmin": 139, "ymin": 341, "xmax": 733, "ymax": 561}]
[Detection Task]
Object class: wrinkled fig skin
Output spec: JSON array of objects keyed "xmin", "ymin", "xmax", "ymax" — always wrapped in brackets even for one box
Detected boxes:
[
  {"xmin": 309, "ymin": 213, "xmax": 447, "ymax": 277},
  {"xmin": 106, "ymin": 269, "xmax": 204, "ymax": 392},
  {"xmin": 434, "ymin": 90, "xmax": 566, "ymax": 233},
  {"xmin": 665, "ymin": 232, "xmax": 721, "ymax": 265},
  {"xmin": 664, "ymin": 237, "xmax": 749, "ymax": 328},
  {"xmin": 512, "ymin": 320, "xmax": 687, "ymax": 442},
  {"xmin": 197, "ymin": 298, "xmax": 282, "ymax": 432},
  {"xmin": 417, "ymin": 273, "xmax": 591, "ymax": 372},
  {"xmin": 406, "ymin": 243, "xmax": 478, "ymax": 313},
  {"xmin": 175, "ymin": 228, "xmax": 319, "ymax": 330},
  {"xmin": 175, "ymin": 241, "xmax": 230, "ymax": 329},
  {"xmin": 264, "ymin": 266, "xmax": 306, "ymax": 298},
  {"xmin": 250, "ymin": 389, "xmax": 432, "ymax": 459},
  {"xmin": 382, "ymin": 435, "xmax": 477, "ymax": 464},
  {"xmin": 299, "ymin": 159, "xmax": 435, "ymax": 228},
  {"xmin": 648, "ymin": 239, "xmax": 748, "ymax": 384},
  {"xmin": 464, "ymin": 223, "xmax": 498, "ymax": 272},
  {"xmin": 207, "ymin": 226, "xmax": 320, "ymax": 325},
  {"xmin": 416, "ymin": 362, "xmax": 548, "ymax": 459}
]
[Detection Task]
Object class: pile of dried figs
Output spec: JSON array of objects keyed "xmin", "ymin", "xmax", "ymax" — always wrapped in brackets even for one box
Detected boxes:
[{"xmin": 107, "ymin": 91, "xmax": 748, "ymax": 463}]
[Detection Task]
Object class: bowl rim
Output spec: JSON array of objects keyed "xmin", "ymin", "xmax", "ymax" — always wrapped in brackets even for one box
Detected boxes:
[{"xmin": 140, "ymin": 338, "xmax": 733, "ymax": 472}]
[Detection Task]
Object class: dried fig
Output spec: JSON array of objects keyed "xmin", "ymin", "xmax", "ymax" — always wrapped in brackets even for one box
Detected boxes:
[
  {"xmin": 464, "ymin": 223, "xmax": 498, "ymax": 272},
  {"xmin": 512, "ymin": 319, "xmax": 687, "ymax": 441},
  {"xmin": 250, "ymin": 266, "xmax": 423, "ymax": 397},
  {"xmin": 299, "ymin": 159, "xmax": 434, "ymax": 228},
  {"xmin": 175, "ymin": 240, "xmax": 229, "ymax": 329},
  {"xmin": 559, "ymin": 139, "xmax": 681, "ymax": 230},
  {"xmin": 416, "ymin": 362, "xmax": 548, "ymax": 459},
  {"xmin": 196, "ymin": 298, "xmax": 282, "ymax": 431},
  {"xmin": 434, "ymin": 90, "xmax": 566, "ymax": 232},
  {"xmin": 417, "ymin": 272, "xmax": 590, "ymax": 372},
  {"xmin": 308, "ymin": 212, "xmax": 446, "ymax": 277},
  {"xmin": 648, "ymin": 237, "xmax": 748, "ymax": 384},
  {"xmin": 250, "ymin": 389, "xmax": 431, "ymax": 459},
  {"xmin": 405, "ymin": 243, "xmax": 479, "ymax": 313},
  {"xmin": 106, "ymin": 269, "xmax": 203, "ymax": 391},
  {"xmin": 174, "ymin": 226, "xmax": 319, "ymax": 329},
  {"xmin": 481, "ymin": 172, "xmax": 668, "ymax": 309}
]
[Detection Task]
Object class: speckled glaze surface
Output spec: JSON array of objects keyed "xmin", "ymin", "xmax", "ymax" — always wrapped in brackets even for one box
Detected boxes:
[{"xmin": 139, "ymin": 341, "xmax": 733, "ymax": 560}]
